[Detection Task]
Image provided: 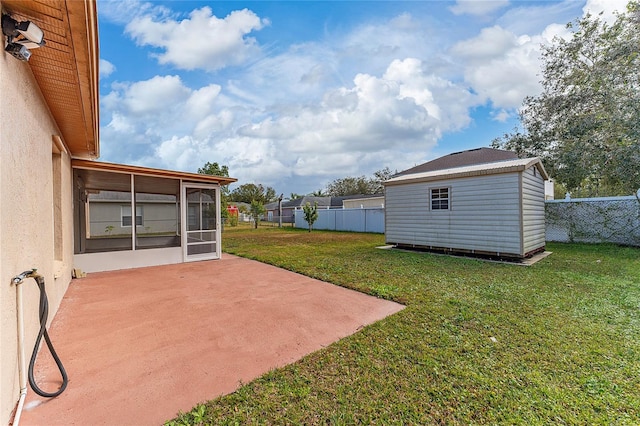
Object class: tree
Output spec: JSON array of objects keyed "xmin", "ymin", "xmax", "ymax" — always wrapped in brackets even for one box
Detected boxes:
[
  {"xmin": 325, "ymin": 168, "xmax": 395, "ymax": 196},
  {"xmin": 198, "ymin": 162, "xmax": 231, "ymax": 220},
  {"xmin": 230, "ymin": 183, "xmax": 277, "ymax": 204},
  {"xmin": 302, "ymin": 202, "xmax": 319, "ymax": 232},
  {"xmin": 289, "ymin": 193, "xmax": 303, "ymax": 200},
  {"xmin": 326, "ymin": 176, "xmax": 377, "ymax": 196},
  {"xmin": 249, "ymin": 200, "xmax": 265, "ymax": 229},
  {"xmin": 197, "ymin": 162, "xmax": 229, "ymax": 177},
  {"xmin": 492, "ymin": 3, "xmax": 640, "ymax": 197},
  {"xmin": 372, "ymin": 167, "xmax": 395, "ymax": 193},
  {"xmin": 309, "ymin": 189, "xmax": 326, "ymax": 196}
]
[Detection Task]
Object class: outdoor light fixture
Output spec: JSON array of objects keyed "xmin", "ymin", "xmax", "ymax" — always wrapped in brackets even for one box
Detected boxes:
[{"xmin": 2, "ymin": 14, "xmax": 45, "ymax": 61}]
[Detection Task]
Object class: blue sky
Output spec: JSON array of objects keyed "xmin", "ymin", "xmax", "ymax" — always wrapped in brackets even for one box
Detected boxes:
[{"xmin": 96, "ymin": 0, "xmax": 628, "ymax": 196}]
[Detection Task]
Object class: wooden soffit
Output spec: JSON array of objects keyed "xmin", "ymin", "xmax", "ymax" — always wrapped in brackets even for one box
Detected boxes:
[
  {"xmin": 2, "ymin": 0, "xmax": 99, "ymax": 158},
  {"xmin": 73, "ymin": 159, "xmax": 238, "ymax": 187}
]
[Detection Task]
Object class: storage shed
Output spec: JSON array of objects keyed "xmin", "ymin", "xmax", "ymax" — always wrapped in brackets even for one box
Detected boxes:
[{"xmin": 384, "ymin": 153, "xmax": 549, "ymax": 259}]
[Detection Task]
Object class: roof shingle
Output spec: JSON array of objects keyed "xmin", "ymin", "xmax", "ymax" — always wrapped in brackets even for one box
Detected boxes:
[{"xmin": 395, "ymin": 147, "xmax": 519, "ymax": 176}]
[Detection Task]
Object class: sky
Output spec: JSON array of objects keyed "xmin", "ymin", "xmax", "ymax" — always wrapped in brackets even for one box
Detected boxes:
[{"xmin": 96, "ymin": 0, "xmax": 629, "ymax": 196}]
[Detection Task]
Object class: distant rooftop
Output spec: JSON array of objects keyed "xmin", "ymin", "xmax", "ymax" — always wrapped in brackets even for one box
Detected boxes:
[
  {"xmin": 395, "ymin": 147, "xmax": 519, "ymax": 177},
  {"xmin": 265, "ymin": 194, "xmax": 383, "ymax": 210}
]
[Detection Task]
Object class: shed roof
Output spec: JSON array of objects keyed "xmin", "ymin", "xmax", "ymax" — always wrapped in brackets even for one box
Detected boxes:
[
  {"xmin": 384, "ymin": 157, "xmax": 549, "ymax": 186},
  {"xmin": 395, "ymin": 147, "xmax": 519, "ymax": 176}
]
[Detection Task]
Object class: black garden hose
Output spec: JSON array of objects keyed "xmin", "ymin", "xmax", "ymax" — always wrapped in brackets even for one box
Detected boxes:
[{"xmin": 27, "ymin": 273, "xmax": 68, "ymax": 397}]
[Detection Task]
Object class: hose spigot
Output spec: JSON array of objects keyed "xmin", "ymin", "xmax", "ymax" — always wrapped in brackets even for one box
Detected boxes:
[{"xmin": 12, "ymin": 269, "xmax": 38, "ymax": 285}]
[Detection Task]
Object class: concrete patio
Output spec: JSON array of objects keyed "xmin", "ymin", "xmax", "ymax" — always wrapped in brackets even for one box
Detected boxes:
[{"xmin": 19, "ymin": 255, "xmax": 404, "ymax": 425}]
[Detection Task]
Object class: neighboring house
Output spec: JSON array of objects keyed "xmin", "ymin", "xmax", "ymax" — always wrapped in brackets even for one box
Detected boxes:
[
  {"xmin": 384, "ymin": 148, "xmax": 549, "ymax": 259},
  {"xmin": 342, "ymin": 195, "xmax": 385, "ymax": 209},
  {"xmin": 265, "ymin": 195, "xmax": 384, "ymax": 223},
  {"xmin": 87, "ymin": 191, "xmax": 181, "ymax": 238},
  {"xmin": 265, "ymin": 196, "xmax": 334, "ymax": 223},
  {"xmin": 0, "ymin": 2, "xmax": 235, "ymax": 424}
]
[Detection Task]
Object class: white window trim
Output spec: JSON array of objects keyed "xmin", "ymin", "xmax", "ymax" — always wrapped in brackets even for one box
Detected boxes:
[
  {"xmin": 429, "ymin": 186, "xmax": 451, "ymax": 211},
  {"xmin": 121, "ymin": 205, "xmax": 143, "ymax": 227}
]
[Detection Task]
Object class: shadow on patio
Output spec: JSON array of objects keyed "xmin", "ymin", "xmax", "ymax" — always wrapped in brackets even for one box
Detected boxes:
[{"xmin": 20, "ymin": 255, "xmax": 404, "ymax": 425}]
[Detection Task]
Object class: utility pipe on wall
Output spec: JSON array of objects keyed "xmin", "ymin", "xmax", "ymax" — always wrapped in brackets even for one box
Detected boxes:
[{"xmin": 11, "ymin": 270, "xmax": 32, "ymax": 426}]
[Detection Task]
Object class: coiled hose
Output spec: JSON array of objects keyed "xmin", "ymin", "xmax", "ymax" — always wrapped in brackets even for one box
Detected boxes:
[{"xmin": 28, "ymin": 273, "xmax": 68, "ymax": 397}]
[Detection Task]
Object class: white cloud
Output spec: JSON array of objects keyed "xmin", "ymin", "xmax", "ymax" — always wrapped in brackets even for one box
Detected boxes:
[
  {"xmin": 99, "ymin": 59, "xmax": 116, "ymax": 77},
  {"xmin": 100, "ymin": 75, "xmax": 226, "ymax": 167},
  {"xmin": 98, "ymin": 0, "xmax": 174, "ymax": 25},
  {"xmin": 450, "ymin": 25, "xmax": 518, "ymax": 61},
  {"xmin": 450, "ymin": 0, "xmax": 510, "ymax": 16},
  {"xmin": 125, "ymin": 6, "xmax": 269, "ymax": 71},
  {"xmin": 100, "ymin": 54, "xmax": 477, "ymax": 190},
  {"xmin": 496, "ymin": 1, "xmax": 582, "ymax": 35},
  {"xmin": 99, "ymin": 1, "xmax": 602, "ymax": 194},
  {"xmin": 451, "ymin": 0, "xmax": 629, "ymax": 113},
  {"xmin": 491, "ymin": 109, "xmax": 512, "ymax": 122},
  {"xmin": 583, "ymin": 0, "xmax": 629, "ymax": 23},
  {"xmin": 155, "ymin": 135, "xmax": 200, "ymax": 171},
  {"xmin": 122, "ymin": 75, "xmax": 191, "ymax": 115},
  {"xmin": 452, "ymin": 26, "xmax": 543, "ymax": 109},
  {"xmin": 225, "ymin": 58, "xmax": 475, "ymax": 179}
]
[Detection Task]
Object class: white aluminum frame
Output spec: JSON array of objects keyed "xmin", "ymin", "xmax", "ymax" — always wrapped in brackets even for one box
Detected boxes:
[{"xmin": 180, "ymin": 181, "xmax": 221, "ymax": 262}]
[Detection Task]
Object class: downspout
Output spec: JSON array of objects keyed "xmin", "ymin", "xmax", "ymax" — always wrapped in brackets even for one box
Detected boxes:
[{"xmin": 11, "ymin": 271, "xmax": 31, "ymax": 426}]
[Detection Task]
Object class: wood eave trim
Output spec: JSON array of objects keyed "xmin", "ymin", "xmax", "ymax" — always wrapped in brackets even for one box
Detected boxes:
[
  {"xmin": 66, "ymin": 0, "xmax": 99, "ymax": 158},
  {"xmin": 72, "ymin": 160, "xmax": 238, "ymax": 186}
]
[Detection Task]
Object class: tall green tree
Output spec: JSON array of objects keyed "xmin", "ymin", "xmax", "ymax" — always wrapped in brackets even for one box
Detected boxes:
[
  {"xmin": 230, "ymin": 183, "xmax": 277, "ymax": 204},
  {"xmin": 325, "ymin": 168, "xmax": 395, "ymax": 196},
  {"xmin": 197, "ymin": 162, "xmax": 229, "ymax": 177},
  {"xmin": 372, "ymin": 167, "xmax": 395, "ymax": 194},
  {"xmin": 492, "ymin": 2, "xmax": 640, "ymax": 196},
  {"xmin": 326, "ymin": 176, "xmax": 376, "ymax": 196},
  {"xmin": 198, "ymin": 162, "xmax": 231, "ymax": 218}
]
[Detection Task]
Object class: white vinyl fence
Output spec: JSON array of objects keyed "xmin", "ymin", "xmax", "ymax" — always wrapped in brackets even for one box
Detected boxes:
[
  {"xmin": 546, "ymin": 195, "xmax": 640, "ymax": 246},
  {"xmin": 294, "ymin": 207, "xmax": 385, "ymax": 233}
]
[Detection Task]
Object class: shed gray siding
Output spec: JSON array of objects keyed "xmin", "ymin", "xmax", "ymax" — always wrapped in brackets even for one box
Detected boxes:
[
  {"xmin": 521, "ymin": 167, "xmax": 546, "ymax": 254},
  {"xmin": 385, "ymin": 173, "xmax": 524, "ymax": 256}
]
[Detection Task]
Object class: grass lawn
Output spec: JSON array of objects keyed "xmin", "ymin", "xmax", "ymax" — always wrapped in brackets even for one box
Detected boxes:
[{"xmin": 168, "ymin": 225, "xmax": 640, "ymax": 425}]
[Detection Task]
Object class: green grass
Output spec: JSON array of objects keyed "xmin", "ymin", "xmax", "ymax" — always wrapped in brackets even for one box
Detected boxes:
[{"xmin": 167, "ymin": 226, "xmax": 640, "ymax": 425}]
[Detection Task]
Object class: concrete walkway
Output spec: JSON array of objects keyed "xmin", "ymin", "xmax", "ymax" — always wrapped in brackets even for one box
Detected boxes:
[{"xmin": 20, "ymin": 255, "xmax": 404, "ymax": 425}]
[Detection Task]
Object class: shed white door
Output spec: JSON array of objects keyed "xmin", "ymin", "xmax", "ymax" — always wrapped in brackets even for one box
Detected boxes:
[{"xmin": 181, "ymin": 183, "xmax": 220, "ymax": 261}]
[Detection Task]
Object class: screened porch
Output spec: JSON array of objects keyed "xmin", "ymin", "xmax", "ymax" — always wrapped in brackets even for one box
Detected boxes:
[{"xmin": 72, "ymin": 160, "xmax": 236, "ymax": 273}]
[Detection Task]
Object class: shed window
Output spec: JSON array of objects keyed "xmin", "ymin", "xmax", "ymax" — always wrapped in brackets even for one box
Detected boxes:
[
  {"xmin": 431, "ymin": 188, "xmax": 449, "ymax": 210},
  {"xmin": 122, "ymin": 205, "xmax": 143, "ymax": 227}
]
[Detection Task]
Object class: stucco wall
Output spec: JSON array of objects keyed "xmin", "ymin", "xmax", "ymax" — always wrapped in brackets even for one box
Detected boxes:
[{"xmin": 0, "ymin": 33, "xmax": 75, "ymax": 424}]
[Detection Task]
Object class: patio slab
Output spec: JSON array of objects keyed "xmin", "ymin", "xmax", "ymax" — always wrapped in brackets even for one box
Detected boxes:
[{"xmin": 19, "ymin": 255, "xmax": 404, "ymax": 425}]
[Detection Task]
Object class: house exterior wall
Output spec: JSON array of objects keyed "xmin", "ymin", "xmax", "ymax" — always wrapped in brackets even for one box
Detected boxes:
[
  {"xmin": 521, "ymin": 166, "xmax": 546, "ymax": 254},
  {"xmin": 88, "ymin": 201, "xmax": 179, "ymax": 236},
  {"xmin": 0, "ymin": 44, "xmax": 74, "ymax": 424},
  {"xmin": 89, "ymin": 202, "xmax": 132, "ymax": 236},
  {"xmin": 343, "ymin": 196, "xmax": 385, "ymax": 209},
  {"xmin": 385, "ymin": 172, "xmax": 525, "ymax": 256}
]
